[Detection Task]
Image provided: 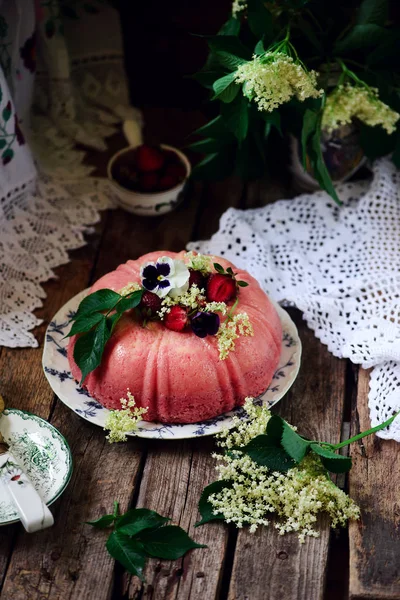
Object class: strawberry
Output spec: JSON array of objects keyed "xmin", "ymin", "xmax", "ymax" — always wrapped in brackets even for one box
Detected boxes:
[
  {"xmin": 206, "ymin": 273, "xmax": 237, "ymax": 303},
  {"xmin": 188, "ymin": 269, "xmax": 207, "ymax": 291},
  {"xmin": 164, "ymin": 306, "xmax": 188, "ymax": 332},
  {"xmin": 140, "ymin": 291, "xmax": 162, "ymax": 316},
  {"xmin": 139, "ymin": 172, "xmax": 159, "ymax": 192},
  {"xmin": 136, "ymin": 144, "xmax": 165, "ymax": 172},
  {"xmin": 166, "ymin": 163, "xmax": 187, "ymax": 180},
  {"xmin": 158, "ymin": 174, "xmax": 178, "ymax": 191}
]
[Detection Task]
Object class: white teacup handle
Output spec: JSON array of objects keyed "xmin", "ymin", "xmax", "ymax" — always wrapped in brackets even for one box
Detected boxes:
[
  {"xmin": 1, "ymin": 453, "xmax": 54, "ymax": 532},
  {"xmin": 122, "ymin": 119, "xmax": 143, "ymax": 148}
]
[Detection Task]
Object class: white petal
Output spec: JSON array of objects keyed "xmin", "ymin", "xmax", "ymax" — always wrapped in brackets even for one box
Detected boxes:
[
  {"xmin": 140, "ymin": 261, "xmax": 156, "ymax": 277},
  {"xmin": 168, "ymin": 281, "xmax": 189, "ymax": 299},
  {"xmin": 170, "ymin": 259, "xmax": 190, "ymax": 288},
  {"xmin": 155, "ymin": 283, "xmax": 172, "ymax": 298}
]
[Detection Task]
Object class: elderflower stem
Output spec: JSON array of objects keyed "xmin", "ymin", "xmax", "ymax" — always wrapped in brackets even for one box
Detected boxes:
[
  {"xmin": 332, "ymin": 410, "xmax": 400, "ymax": 450},
  {"xmin": 113, "ymin": 501, "xmax": 119, "ymax": 518}
]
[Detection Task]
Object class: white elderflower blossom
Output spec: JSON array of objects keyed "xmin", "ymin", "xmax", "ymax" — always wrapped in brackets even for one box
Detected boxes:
[
  {"xmin": 119, "ymin": 282, "xmax": 141, "ymax": 296},
  {"xmin": 232, "ymin": 0, "xmax": 247, "ymax": 17},
  {"xmin": 322, "ymin": 83, "xmax": 400, "ymax": 135},
  {"xmin": 204, "ymin": 301, "xmax": 227, "ymax": 315},
  {"xmin": 157, "ymin": 285, "xmax": 205, "ymax": 319},
  {"xmin": 104, "ymin": 390, "xmax": 147, "ymax": 443},
  {"xmin": 185, "ymin": 251, "xmax": 213, "ymax": 274},
  {"xmin": 216, "ymin": 312, "xmax": 253, "ymax": 360},
  {"xmin": 235, "ymin": 53, "xmax": 322, "ymax": 112},
  {"xmin": 209, "ymin": 398, "xmax": 360, "ymax": 541}
]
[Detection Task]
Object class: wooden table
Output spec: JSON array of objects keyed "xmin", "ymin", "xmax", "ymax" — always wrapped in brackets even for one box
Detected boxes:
[{"xmin": 1, "ymin": 109, "xmax": 399, "ymax": 600}]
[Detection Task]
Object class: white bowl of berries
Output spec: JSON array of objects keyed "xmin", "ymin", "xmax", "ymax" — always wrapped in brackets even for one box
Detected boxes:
[{"xmin": 107, "ymin": 143, "xmax": 191, "ymax": 217}]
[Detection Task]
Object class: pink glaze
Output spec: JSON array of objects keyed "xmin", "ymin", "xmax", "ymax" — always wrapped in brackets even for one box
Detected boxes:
[{"xmin": 68, "ymin": 251, "xmax": 282, "ymax": 423}]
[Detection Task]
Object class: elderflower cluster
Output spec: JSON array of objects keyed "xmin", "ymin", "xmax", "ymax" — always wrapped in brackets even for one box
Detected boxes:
[
  {"xmin": 322, "ymin": 84, "xmax": 400, "ymax": 135},
  {"xmin": 204, "ymin": 301, "xmax": 227, "ymax": 315},
  {"xmin": 209, "ymin": 398, "xmax": 360, "ymax": 541},
  {"xmin": 232, "ymin": 0, "xmax": 247, "ymax": 17},
  {"xmin": 119, "ymin": 282, "xmax": 141, "ymax": 296},
  {"xmin": 157, "ymin": 285, "xmax": 205, "ymax": 320},
  {"xmin": 185, "ymin": 251, "xmax": 213, "ymax": 274},
  {"xmin": 216, "ymin": 312, "xmax": 253, "ymax": 360},
  {"xmin": 235, "ymin": 53, "xmax": 322, "ymax": 113},
  {"xmin": 104, "ymin": 390, "xmax": 148, "ymax": 443}
]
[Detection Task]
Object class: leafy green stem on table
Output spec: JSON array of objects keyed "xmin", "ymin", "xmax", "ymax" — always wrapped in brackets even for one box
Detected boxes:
[{"xmin": 86, "ymin": 503, "xmax": 206, "ymax": 580}]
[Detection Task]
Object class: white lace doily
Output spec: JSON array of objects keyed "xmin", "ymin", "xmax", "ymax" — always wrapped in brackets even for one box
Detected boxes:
[{"xmin": 188, "ymin": 158, "xmax": 400, "ymax": 440}]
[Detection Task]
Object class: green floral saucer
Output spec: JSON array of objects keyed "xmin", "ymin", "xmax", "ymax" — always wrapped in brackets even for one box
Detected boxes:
[{"xmin": 0, "ymin": 410, "xmax": 72, "ymax": 525}]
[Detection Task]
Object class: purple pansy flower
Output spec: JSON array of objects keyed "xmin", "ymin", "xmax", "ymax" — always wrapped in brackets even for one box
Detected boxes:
[
  {"xmin": 191, "ymin": 311, "xmax": 220, "ymax": 338},
  {"xmin": 140, "ymin": 256, "xmax": 190, "ymax": 298}
]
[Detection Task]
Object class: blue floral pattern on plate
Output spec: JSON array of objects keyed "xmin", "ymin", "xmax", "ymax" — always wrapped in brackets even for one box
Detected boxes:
[{"xmin": 42, "ymin": 290, "xmax": 302, "ymax": 440}]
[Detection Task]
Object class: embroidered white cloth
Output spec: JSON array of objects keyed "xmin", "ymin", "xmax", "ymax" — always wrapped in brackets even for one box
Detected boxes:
[{"xmin": 188, "ymin": 158, "xmax": 400, "ymax": 440}]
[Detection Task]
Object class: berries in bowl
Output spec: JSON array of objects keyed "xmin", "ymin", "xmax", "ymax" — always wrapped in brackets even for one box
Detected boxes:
[{"xmin": 107, "ymin": 144, "xmax": 191, "ymax": 216}]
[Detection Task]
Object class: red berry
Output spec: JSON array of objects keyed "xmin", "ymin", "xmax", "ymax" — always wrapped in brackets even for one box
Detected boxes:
[
  {"xmin": 158, "ymin": 174, "xmax": 178, "ymax": 190},
  {"xmin": 139, "ymin": 172, "xmax": 159, "ymax": 192},
  {"xmin": 136, "ymin": 144, "xmax": 165, "ymax": 172},
  {"xmin": 206, "ymin": 274, "xmax": 237, "ymax": 303},
  {"xmin": 140, "ymin": 291, "xmax": 162, "ymax": 316},
  {"xmin": 164, "ymin": 306, "xmax": 188, "ymax": 332},
  {"xmin": 166, "ymin": 163, "xmax": 187, "ymax": 180},
  {"xmin": 188, "ymin": 269, "xmax": 207, "ymax": 291}
]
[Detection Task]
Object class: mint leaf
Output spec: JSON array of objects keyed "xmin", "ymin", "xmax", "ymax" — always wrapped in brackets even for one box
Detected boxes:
[
  {"xmin": 311, "ymin": 444, "xmax": 352, "ymax": 473},
  {"xmin": 74, "ymin": 318, "xmax": 111, "ymax": 384},
  {"xmin": 357, "ymin": 0, "xmax": 388, "ymax": 25},
  {"xmin": 213, "ymin": 263, "xmax": 225, "ymax": 274},
  {"xmin": 196, "ymin": 480, "xmax": 233, "ymax": 526},
  {"xmin": 215, "ymin": 50, "xmax": 246, "ymax": 71},
  {"xmin": 117, "ymin": 290, "xmax": 143, "ymax": 313},
  {"xmin": 106, "ymin": 531, "xmax": 146, "ymax": 580},
  {"xmin": 74, "ymin": 289, "xmax": 121, "ymax": 319},
  {"xmin": 67, "ymin": 312, "xmax": 105, "ymax": 337},
  {"xmin": 116, "ymin": 508, "xmax": 170, "ymax": 537},
  {"xmin": 237, "ymin": 280, "xmax": 249, "ymax": 287},
  {"xmin": 281, "ymin": 422, "xmax": 310, "ymax": 463},
  {"xmin": 86, "ymin": 514, "xmax": 116, "ymax": 529},
  {"xmin": 218, "ymin": 16, "xmax": 240, "ymax": 36},
  {"xmin": 212, "ymin": 73, "xmax": 239, "ymax": 103},
  {"xmin": 139, "ymin": 525, "xmax": 206, "ymax": 560},
  {"xmin": 242, "ymin": 434, "xmax": 296, "ymax": 471}
]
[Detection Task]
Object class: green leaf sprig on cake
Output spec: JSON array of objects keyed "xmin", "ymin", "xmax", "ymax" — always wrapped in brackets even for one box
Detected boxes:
[
  {"xmin": 196, "ymin": 398, "xmax": 400, "ymax": 542},
  {"xmin": 87, "ymin": 502, "xmax": 205, "ymax": 581},
  {"xmin": 68, "ymin": 252, "xmax": 253, "ymax": 384}
]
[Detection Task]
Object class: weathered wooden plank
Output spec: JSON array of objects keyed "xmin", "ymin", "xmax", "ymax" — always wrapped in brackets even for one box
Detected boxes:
[
  {"xmin": 228, "ymin": 311, "xmax": 347, "ymax": 600},
  {"xmin": 349, "ymin": 368, "xmax": 400, "ymax": 600}
]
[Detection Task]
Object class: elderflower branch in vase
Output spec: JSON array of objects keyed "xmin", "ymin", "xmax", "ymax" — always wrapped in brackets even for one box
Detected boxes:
[
  {"xmin": 191, "ymin": 0, "xmax": 400, "ymax": 202},
  {"xmin": 196, "ymin": 398, "xmax": 400, "ymax": 542}
]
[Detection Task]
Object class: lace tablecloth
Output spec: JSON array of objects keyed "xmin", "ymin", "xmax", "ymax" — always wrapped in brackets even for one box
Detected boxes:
[{"xmin": 189, "ymin": 158, "xmax": 400, "ymax": 440}]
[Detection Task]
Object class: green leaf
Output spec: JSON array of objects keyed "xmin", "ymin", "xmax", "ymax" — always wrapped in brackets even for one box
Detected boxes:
[
  {"xmin": 139, "ymin": 525, "xmax": 206, "ymax": 560},
  {"xmin": 2, "ymin": 105, "xmax": 11, "ymax": 122},
  {"xmin": 237, "ymin": 280, "xmax": 249, "ymax": 287},
  {"xmin": 254, "ymin": 40, "xmax": 265, "ymax": 56},
  {"xmin": 281, "ymin": 422, "xmax": 310, "ymax": 463},
  {"xmin": 208, "ymin": 36, "xmax": 252, "ymax": 61},
  {"xmin": 242, "ymin": 433, "xmax": 296, "ymax": 472},
  {"xmin": 193, "ymin": 116, "xmax": 227, "ymax": 138},
  {"xmin": 308, "ymin": 133, "xmax": 341, "ymax": 205},
  {"xmin": 188, "ymin": 138, "xmax": 226, "ymax": 154},
  {"xmin": 116, "ymin": 508, "xmax": 170, "ymax": 537},
  {"xmin": 213, "ymin": 263, "xmax": 225, "ymax": 274},
  {"xmin": 107, "ymin": 312, "xmax": 122, "ymax": 334},
  {"xmin": 296, "ymin": 17, "xmax": 323, "ymax": 54},
  {"xmin": 74, "ymin": 318, "xmax": 111, "ymax": 383},
  {"xmin": 311, "ymin": 444, "xmax": 352, "ymax": 473},
  {"xmin": 334, "ymin": 24, "xmax": 386, "ymax": 54},
  {"xmin": 247, "ymin": 0, "xmax": 273, "ymax": 40},
  {"xmin": 67, "ymin": 312, "xmax": 105, "ymax": 337},
  {"xmin": 218, "ymin": 16, "xmax": 241, "ymax": 36},
  {"xmin": 0, "ymin": 139, "xmax": 6, "ymax": 149},
  {"xmin": 366, "ymin": 31, "xmax": 400, "ymax": 66},
  {"xmin": 215, "ymin": 51, "xmax": 246, "ymax": 72},
  {"xmin": 86, "ymin": 514, "xmax": 116, "ymax": 529},
  {"xmin": 106, "ymin": 531, "xmax": 146, "ymax": 580},
  {"xmin": 262, "ymin": 110, "xmax": 282, "ymax": 137},
  {"xmin": 74, "ymin": 289, "xmax": 121, "ymax": 319},
  {"xmin": 357, "ymin": 0, "xmax": 388, "ymax": 25},
  {"xmin": 196, "ymin": 479, "xmax": 234, "ymax": 526},
  {"xmin": 221, "ymin": 93, "xmax": 249, "ymax": 141},
  {"xmin": 191, "ymin": 147, "xmax": 236, "ymax": 181},
  {"xmin": 301, "ymin": 109, "xmax": 318, "ymax": 169},
  {"xmin": 212, "ymin": 73, "xmax": 239, "ymax": 103},
  {"xmin": 359, "ymin": 122, "xmax": 396, "ymax": 159},
  {"xmin": 117, "ymin": 290, "xmax": 143, "ymax": 313}
]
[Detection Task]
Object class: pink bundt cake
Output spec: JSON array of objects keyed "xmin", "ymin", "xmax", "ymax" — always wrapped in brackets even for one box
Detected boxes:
[{"xmin": 67, "ymin": 251, "xmax": 282, "ymax": 423}]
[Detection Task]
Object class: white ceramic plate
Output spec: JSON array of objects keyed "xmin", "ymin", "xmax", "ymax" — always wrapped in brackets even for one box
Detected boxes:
[
  {"xmin": 0, "ymin": 409, "xmax": 73, "ymax": 525},
  {"xmin": 43, "ymin": 290, "xmax": 301, "ymax": 440}
]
